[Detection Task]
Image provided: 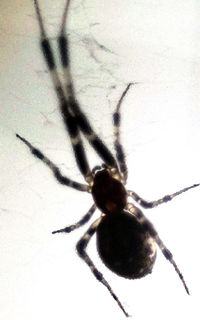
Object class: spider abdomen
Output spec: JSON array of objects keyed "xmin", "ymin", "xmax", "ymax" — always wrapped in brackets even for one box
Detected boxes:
[
  {"xmin": 92, "ymin": 169, "xmax": 127, "ymax": 215},
  {"xmin": 97, "ymin": 210, "xmax": 157, "ymax": 279}
]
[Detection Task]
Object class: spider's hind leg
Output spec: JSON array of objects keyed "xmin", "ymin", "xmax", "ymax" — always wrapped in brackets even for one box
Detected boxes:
[
  {"xmin": 127, "ymin": 203, "xmax": 190, "ymax": 295},
  {"xmin": 76, "ymin": 217, "xmax": 130, "ymax": 317}
]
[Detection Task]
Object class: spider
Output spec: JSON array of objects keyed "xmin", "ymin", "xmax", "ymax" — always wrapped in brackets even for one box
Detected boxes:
[{"xmin": 16, "ymin": 0, "xmax": 200, "ymax": 317}]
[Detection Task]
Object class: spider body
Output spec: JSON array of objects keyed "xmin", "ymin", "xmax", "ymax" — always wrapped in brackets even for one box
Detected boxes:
[
  {"xmin": 91, "ymin": 168, "xmax": 155, "ymax": 278},
  {"xmin": 16, "ymin": 0, "xmax": 200, "ymax": 317},
  {"xmin": 92, "ymin": 169, "xmax": 155, "ymax": 278},
  {"xmin": 97, "ymin": 209, "xmax": 157, "ymax": 279}
]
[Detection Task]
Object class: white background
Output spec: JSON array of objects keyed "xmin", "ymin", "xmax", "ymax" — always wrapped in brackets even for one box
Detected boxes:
[{"xmin": 1, "ymin": 0, "xmax": 200, "ymax": 319}]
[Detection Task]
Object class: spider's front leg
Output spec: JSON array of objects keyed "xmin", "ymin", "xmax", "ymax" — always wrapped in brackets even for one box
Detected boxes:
[
  {"xmin": 33, "ymin": 0, "xmax": 93, "ymax": 185},
  {"xmin": 76, "ymin": 218, "xmax": 130, "ymax": 317},
  {"xmin": 57, "ymin": 1, "xmax": 122, "ymax": 179},
  {"xmin": 113, "ymin": 83, "xmax": 133, "ymax": 183}
]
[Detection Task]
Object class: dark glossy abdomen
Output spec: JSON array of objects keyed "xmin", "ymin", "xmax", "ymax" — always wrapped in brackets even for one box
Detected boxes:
[{"xmin": 97, "ymin": 210, "xmax": 156, "ymax": 279}]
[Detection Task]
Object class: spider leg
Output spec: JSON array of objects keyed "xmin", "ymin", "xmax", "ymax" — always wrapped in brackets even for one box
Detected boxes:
[
  {"xmin": 113, "ymin": 83, "xmax": 133, "ymax": 182},
  {"xmin": 52, "ymin": 203, "xmax": 96, "ymax": 234},
  {"xmin": 128, "ymin": 183, "xmax": 200, "ymax": 208},
  {"xmin": 76, "ymin": 217, "xmax": 130, "ymax": 317},
  {"xmin": 56, "ymin": 1, "xmax": 121, "ymax": 178},
  {"xmin": 33, "ymin": 0, "xmax": 93, "ymax": 184},
  {"xmin": 127, "ymin": 203, "xmax": 190, "ymax": 294},
  {"xmin": 16, "ymin": 134, "xmax": 89, "ymax": 192}
]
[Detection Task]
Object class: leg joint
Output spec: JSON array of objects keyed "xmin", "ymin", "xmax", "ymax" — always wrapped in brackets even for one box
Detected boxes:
[
  {"xmin": 163, "ymin": 248, "xmax": 173, "ymax": 260},
  {"xmin": 76, "ymin": 238, "xmax": 87, "ymax": 257},
  {"xmin": 93, "ymin": 268, "xmax": 103, "ymax": 281}
]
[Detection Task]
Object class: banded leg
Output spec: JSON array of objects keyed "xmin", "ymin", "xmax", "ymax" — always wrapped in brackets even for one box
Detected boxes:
[
  {"xmin": 52, "ymin": 204, "xmax": 96, "ymax": 234},
  {"xmin": 16, "ymin": 134, "xmax": 89, "ymax": 192},
  {"xmin": 126, "ymin": 203, "xmax": 189, "ymax": 294},
  {"xmin": 128, "ymin": 183, "xmax": 200, "ymax": 209},
  {"xmin": 113, "ymin": 83, "xmax": 133, "ymax": 182},
  {"xmin": 57, "ymin": 0, "xmax": 120, "ymax": 176},
  {"xmin": 33, "ymin": 0, "xmax": 92, "ymax": 184},
  {"xmin": 76, "ymin": 218, "xmax": 129, "ymax": 317}
]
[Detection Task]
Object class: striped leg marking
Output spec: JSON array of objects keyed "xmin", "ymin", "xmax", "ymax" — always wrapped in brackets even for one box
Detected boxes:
[
  {"xmin": 16, "ymin": 134, "xmax": 89, "ymax": 192},
  {"xmin": 56, "ymin": 0, "xmax": 120, "ymax": 175},
  {"xmin": 128, "ymin": 183, "xmax": 200, "ymax": 208},
  {"xmin": 52, "ymin": 204, "xmax": 96, "ymax": 234},
  {"xmin": 113, "ymin": 83, "xmax": 133, "ymax": 182},
  {"xmin": 127, "ymin": 203, "xmax": 190, "ymax": 295},
  {"xmin": 33, "ymin": 0, "xmax": 92, "ymax": 184},
  {"xmin": 76, "ymin": 218, "xmax": 130, "ymax": 317}
]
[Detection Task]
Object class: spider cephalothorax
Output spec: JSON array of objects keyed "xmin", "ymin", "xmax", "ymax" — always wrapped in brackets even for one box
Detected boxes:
[
  {"xmin": 92, "ymin": 169, "xmax": 127, "ymax": 214},
  {"xmin": 16, "ymin": 0, "xmax": 199, "ymax": 317}
]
